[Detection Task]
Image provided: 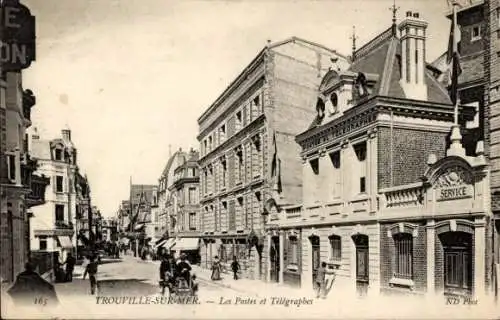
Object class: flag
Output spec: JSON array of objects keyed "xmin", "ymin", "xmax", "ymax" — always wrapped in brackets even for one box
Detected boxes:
[
  {"xmin": 271, "ymin": 131, "xmax": 282, "ymax": 193},
  {"xmin": 446, "ymin": 1, "xmax": 462, "ymax": 106}
]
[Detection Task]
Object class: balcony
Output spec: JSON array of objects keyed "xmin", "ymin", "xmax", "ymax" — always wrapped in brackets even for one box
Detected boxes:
[
  {"xmin": 55, "ymin": 220, "xmax": 74, "ymax": 230},
  {"xmin": 379, "ymin": 182, "xmax": 426, "ymax": 217}
]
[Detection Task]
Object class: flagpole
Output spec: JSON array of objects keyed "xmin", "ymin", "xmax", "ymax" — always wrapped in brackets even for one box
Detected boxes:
[{"xmin": 452, "ymin": 0, "xmax": 459, "ymax": 126}]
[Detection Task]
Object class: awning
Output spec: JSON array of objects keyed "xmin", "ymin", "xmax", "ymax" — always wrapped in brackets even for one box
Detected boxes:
[
  {"xmin": 155, "ymin": 239, "xmax": 168, "ymax": 248},
  {"xmin": 161, "ymin": 238, "xmax": 176, "ymax": 249},
  {"xmin": 58, "ymin": 236, "xmax": 73, "ymax": 249},
  {"xmin": 172, "ymin": 238, "xmax": 200, "ymax": 251},
  {"xmin": 134, "ymin": 223, "xmax": 145, "ymax": 231}
]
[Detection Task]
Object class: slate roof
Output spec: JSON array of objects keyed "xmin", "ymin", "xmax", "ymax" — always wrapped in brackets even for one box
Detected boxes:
[{"xmin": 310, "ymin": 24, "xmax": 453, "ymax": 129}]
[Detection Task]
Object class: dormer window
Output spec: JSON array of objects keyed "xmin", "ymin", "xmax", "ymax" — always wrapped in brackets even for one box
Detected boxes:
[
  {"xmin": 316, "ymin": 98, "xmax": 325, "ymax": 119},
  {"xmin": 55, "ymin": 148, "xmax": 63, "ymax": 161},
  {"xmin": 329, "ymin": 93, "xmax": 339, "ymax": 115}
]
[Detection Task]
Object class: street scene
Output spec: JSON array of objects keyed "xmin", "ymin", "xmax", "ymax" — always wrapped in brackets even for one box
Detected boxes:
[{"xmin": 1, "ymin": 0, "xmax": 500, "ymax": 319}]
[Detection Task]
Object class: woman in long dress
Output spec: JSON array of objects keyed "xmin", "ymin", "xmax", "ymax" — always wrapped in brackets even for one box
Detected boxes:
[{"xmin": 211, "ymin": 256, "xmax": 221, "ymax": 281}]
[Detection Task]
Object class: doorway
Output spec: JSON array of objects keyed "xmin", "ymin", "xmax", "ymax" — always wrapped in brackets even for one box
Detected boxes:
[
  {"xmin": 440, "ymin": 231, "xmax": 473, "ymax": 296},
  {"xmin": 310, "ymin": 236, "xmax": 320, "ymax": 286},
  {"xmin": 270, "ymin": 236, "xmax": 280, "ymax": 282},
  {"xmin": 353, "ymin": 234, "xmax": 369, "ymax": 297}
]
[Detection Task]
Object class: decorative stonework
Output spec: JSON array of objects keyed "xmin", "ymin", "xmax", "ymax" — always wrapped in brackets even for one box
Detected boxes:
[
  {"xmin": 386, "ymin": 222, "xmax": 419, "ymax": 238},
  {"xmin": 433, "ymin": 166, "xmax": 473, "ymax": 188}
]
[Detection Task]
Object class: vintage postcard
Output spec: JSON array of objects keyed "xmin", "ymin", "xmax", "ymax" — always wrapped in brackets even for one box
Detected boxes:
[{"xmin": 1, "ymin": 0, "xmax": 499, "ymax": 319}]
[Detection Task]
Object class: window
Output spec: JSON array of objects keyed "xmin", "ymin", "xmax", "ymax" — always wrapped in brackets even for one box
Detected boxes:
[
  {"xmin": 219, "ymin": 244, "xmax": 227, "ymax": 263},
  {"xmin": 6, "ymin": 154, "xmax": 16, "ymax": 181},
  {"xmin": 188, "ymin": 187, "xmax": 197, "ymax": 204},
  {"xmin": 289, "ymin": 237, "xmax": 299, "ymax": 265},
  {"xmin": 55, "ymin": 204, "xmax": 65, "ymax": 222},
  {"xmin": 354, "ymin": 142, "xmax": 367, "ymax": 193},
  {"xmin": 191, "ymin": 168, "xmax": 196, "ymax": 177},
  {"xmin": 55, "ymin": 148, "xmax": 63, "ymax": 161},
  {"xmin": 221, "ymin": 201, "xmax": 228, "ymax": 229},
  {"xmin": 237, "ymin": 197, "xmax": 245, "ymax": 228},
  {"xmin": 203, "ymin": 140, "xmax": 207, "ymax": 155},
  {"xmin": 235, "ymin": 148, "xmax": 244, "ymax": 184},
  {"xmin": 203, "ymin": 169, "xmax": 208, "ymax": 194},
  {"xmin": 329, "ymin": 93, "xmax": 338, "ymax": 115},
  {"xmin": 39, "ymin": 237, "xmax": 47, "ymax": 250},
  {"xmin": 221, "ymin": 157, "xmax": 227, "ymax": 188},
  {"xmin": 471, "ymin": 25, "xmax": 481, "ymax": 41},
  {"xmin": 236, "ymin": 111, "xmax": 243, "ymax": 131},
  {"xmin": 252, "ymin": 136, "xmax": 262, "ymax": 178},
  {"xmin": 329, "ymin": 235, "xmax": 342, "ymax": 261},
  {"xmin": 55, "ymin": 176, "xmax": 64, "ymax": 193},
  {"xmin": 310, "ymin": 158, "xmax": 319, "ymax": 175},
  {"xmin": 208, "ymin": 136, "xmax": 213, "ymax": 152},
  {"xmin": 394, "ymin": 233, "xmax": 413, "ymax": 279},
  {"xmin": 219, "ymin": 124, "xmax": 226, "ymax": 143},
  {"xmin": 330, "ymin": 151, "xmax": 341, "ymax": 197},
  {"xmin": 189, "ymin": 212, "xmax": 196, "ymax": 230}
]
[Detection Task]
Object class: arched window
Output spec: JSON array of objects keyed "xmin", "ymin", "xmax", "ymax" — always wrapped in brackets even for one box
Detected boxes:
[
  {"xmin": 316, "ymin": 98, "xmax": 325, "ymax": 119},
  {"xmin": 330, "ymin": 93, "xmax": 338, "ymax": 114}
]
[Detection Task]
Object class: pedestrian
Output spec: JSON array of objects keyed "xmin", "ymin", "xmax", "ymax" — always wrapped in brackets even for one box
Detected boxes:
[
  {"xmin": 63, "ymin": 252, "xmax": 76, "ymax": 282},
  {"xmin": 159, "ymin": 254, "xmax": 173, "ymax": 295},
  {"xmin": 211, "ymin": 256, "xmax": 221, "ymax": 281},
  {"xmin": 315, "ymin": 261, "xmax": 333, "ymax": 299},
  {"xmin": 230, "ymin": 256, "xmax": 240, "ymax": 280},
  {"xmin": 8, "ymin": 262, "xmax": 59, "ymax": 307},
  {"xmin": 175, "ymin": 253, "xmax": 192, "ymax": 283},
  {"xmin": 83, "ymin": 256, "xmax": 99, "ymax": 295}
]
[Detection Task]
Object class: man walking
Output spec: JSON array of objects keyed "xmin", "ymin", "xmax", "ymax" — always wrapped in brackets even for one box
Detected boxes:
[
  {"xmin": 315, "ymin": 261, "xmax": 334, "ymax": 299},
  {"xmin": 230, "ymin": 256, "xmax": 240, "ymax": 280},
  {"xmin": 63, "ymin": 253, "xmax": 76, "ymax": 282},
  {"xmin": 83, "ymin": 256, "xmax": 99, "ymax": 295}
]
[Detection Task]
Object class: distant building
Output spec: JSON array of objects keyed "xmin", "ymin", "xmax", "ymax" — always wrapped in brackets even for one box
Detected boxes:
[
  {"xmin": 29, "ymin": 128, "xmax": 81, "ymax": 263},
  {"xmin": 197, "ymin": 37, "xmax": 348, "ymax": 280},
  {"xmin": 126, "ymin": 184, "xmax": 157, "ymax": 254},
  {"xmin": 169, "ymin": 148, "xmax": 200, "ymax": 263}
]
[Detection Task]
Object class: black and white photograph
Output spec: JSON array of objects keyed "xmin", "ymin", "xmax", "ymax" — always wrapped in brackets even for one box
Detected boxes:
[{"xmin": 0, "ymin": 0, "xmax": 499, "ymax": 318}]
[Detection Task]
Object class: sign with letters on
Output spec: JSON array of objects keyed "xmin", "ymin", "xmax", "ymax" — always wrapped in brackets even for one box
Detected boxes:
[
  {"xmin": 434, "ymin": 166, "xmax": 474, "ymax": 201},
  {"xmin": 0, "ymin": 0, "xmax": 36, "ymax": 71},
  {"xmin": 436, "ymin": 185, "xmax": 473, "ymax": 201}
]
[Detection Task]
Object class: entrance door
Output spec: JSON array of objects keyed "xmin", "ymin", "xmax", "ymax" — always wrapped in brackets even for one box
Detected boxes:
[
  {"xmin": 270, "ymin": 237, "xmax": 280, "ymax": 282},
  {"xmin": 311, "ymin": 236, "xmax": 320, "ymax": 286},
  {"xmin": 441, "ymin": 232, "xmax": 472, "ymax": 296},
  {"xmin": 353, "ymin": 235, "xmax": 369, "ymax": 297}
]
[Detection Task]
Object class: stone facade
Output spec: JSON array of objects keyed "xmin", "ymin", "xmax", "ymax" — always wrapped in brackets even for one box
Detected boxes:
[
  {"xmin": 197, "ymin": 38, "xmax": 348, "ymax": 280},
  {"xmin": 268, "ymin": 11, "xmax": 494, "ymax": 300}
]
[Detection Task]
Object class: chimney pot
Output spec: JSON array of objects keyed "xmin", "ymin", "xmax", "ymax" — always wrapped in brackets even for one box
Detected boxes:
[
  {"xmin": 413, "ymin": 12, "xmax": 419, "ymax": 18},
  {"xmin": 406, "ymin": 11, "xmax": 412, "ymax": 17}
]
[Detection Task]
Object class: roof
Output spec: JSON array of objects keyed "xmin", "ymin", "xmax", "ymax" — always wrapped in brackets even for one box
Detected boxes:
[
  {"xmin": 197, "ymin": 37, "xmax": 347, "ymax": 125},
  {"xmin": 309, "ymin": 24, "xmax": 452, "ymax": 129}
]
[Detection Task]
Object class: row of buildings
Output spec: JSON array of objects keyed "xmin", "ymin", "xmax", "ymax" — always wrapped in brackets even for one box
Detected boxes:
[{"xmin": 118, "ymin": 0, "xmax": 499, "ymax": 299}]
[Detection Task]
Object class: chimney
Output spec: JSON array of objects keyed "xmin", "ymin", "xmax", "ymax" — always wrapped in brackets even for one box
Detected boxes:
[
  {"xmin": 62, "ymin": 128, "xmax": 71, "ymax": 142},
  {"xmin": 398, "ymin": 11, "xmax": 428, "ymax": 100}
]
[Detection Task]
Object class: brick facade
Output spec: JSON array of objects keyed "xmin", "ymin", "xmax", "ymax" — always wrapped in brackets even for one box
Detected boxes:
[
  {"xmin": 380, "ymin": 223, "xmax": 427, "ymax": 295},
  {"xmin": 377, "ymin": 127, "xmax": 448, "ymax": 189}
]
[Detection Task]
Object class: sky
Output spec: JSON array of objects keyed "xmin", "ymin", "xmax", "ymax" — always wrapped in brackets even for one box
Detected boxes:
[{"xmin": 22, "ymin": 0, "xmax": 455, "ymax": 217}]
